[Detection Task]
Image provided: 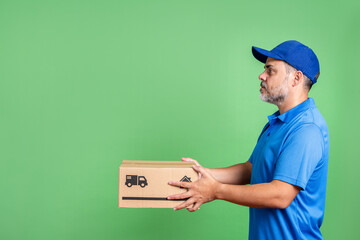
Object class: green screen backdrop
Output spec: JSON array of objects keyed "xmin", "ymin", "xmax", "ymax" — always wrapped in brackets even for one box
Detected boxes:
[{"xmin": 1, "ymin": 0, "xmax": 359, "ymax": 239}]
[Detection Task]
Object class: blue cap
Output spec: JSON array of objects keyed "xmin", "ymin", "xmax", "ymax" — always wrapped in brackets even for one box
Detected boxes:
[{"xmin": 252, "ymin": 40, "xmax": 320, "ymax": 83}]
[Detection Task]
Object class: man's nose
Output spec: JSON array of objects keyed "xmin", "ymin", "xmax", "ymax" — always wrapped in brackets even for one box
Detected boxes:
[{"xmin": 259, "ymin": 71, "xmax": 266, "ymax": 81}]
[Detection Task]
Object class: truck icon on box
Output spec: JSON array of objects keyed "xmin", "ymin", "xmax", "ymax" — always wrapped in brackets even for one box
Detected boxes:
[{"xmin": 125, "ymin": 175, "xmax": 148, "ymax": 188}]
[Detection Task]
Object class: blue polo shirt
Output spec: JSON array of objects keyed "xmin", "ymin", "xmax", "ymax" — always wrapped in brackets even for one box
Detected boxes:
[{"xmin": 248, "ymin": 98, "xmax": 329, "ymax": 240}]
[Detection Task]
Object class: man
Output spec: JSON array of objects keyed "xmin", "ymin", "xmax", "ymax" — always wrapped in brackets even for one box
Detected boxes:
[{"xmin": 168, "ymin": 40, "xmax": 329, "ymax": 240}]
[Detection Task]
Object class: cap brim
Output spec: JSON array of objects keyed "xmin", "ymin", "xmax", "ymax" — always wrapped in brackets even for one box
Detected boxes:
[{"xmin": 252, "ymin": 46, "xmax": 284, "ymax": 63}]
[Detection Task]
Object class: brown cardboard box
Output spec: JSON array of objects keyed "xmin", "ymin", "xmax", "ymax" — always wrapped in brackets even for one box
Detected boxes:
[{"xmin": 118, "ymin": 160, "xmax": 198, "ymax": 208}]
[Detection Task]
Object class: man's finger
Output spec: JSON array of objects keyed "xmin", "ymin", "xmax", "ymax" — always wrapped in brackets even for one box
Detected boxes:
[
  {"xmin": 188, "ymin": 201, "xmax": 202, "ymax": 212},
  {"xmin": 168, "ymin": 181, "xmax": 191, "ymax": 189},
  {"xmin": 182, "ymin": 157, "xmax": 202, "ymax": 178},
  {"xmin": 181, "ymin": 157, "xmax": 200, "ymax": 166},
  {"xmin": 193, "ymin": 165, "xmax": 207, "ymax": 176},
  {"xmin": 167, "ymin": 191, "xmax": 192, "ymax": 200},
  {"xmin": 173, "ymin": 198, "xmax": 195, "ymax": 211}
]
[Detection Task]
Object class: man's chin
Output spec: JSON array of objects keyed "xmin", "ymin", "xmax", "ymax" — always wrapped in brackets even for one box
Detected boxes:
[
  {"xmin": 260, "ymin": 93, "xmax": 287, "ymax": 105},
  {"xmin": 260, "ymin": 93, "xmax": 270, "ymax": 103},
  {"xmin": 260, "ymin": 94, "xmax": 278, "ymax": 105}
]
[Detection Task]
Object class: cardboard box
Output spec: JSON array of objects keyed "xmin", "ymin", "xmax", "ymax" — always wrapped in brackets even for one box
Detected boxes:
[{"xmin": 118, "ymin": 160, "xmax": 198, "ymax": 208}]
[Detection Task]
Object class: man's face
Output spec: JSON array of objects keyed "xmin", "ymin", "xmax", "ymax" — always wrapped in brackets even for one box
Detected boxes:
[{"xmin": 258, "ymin": 57, "xmax": 290, "ymax": 105}]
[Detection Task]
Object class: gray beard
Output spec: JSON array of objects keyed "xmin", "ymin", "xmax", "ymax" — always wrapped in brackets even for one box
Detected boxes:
[{"xmin": 260, "ymin": 77, "xmax": 289, "ymax": 105}]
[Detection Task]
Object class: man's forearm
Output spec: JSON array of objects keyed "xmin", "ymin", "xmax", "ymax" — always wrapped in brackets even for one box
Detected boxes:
[
  {"xmin": 206, "ymin": 161, "xmax": 252, "ymax": 185},
  {"xmin": 214, "ymin": 180, "xmax": 300, "ymax": 209}
]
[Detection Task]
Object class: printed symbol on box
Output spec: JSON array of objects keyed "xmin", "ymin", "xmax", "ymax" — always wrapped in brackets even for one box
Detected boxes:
[
  {"xmin": 125, "ymin": 175, "xmax": 148, "ymax": 188},
  {"xmin": 180, "ymin": 176, "xmax": 192, "ymax": 189}
]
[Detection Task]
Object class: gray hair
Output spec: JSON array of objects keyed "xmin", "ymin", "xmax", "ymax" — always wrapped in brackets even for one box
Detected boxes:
[{"xmin": 284, "ymin": 62, "xmax": 315, "ymax": 91}]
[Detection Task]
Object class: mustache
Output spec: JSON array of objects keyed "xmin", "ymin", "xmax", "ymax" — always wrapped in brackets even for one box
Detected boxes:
[{"xmin": 261, "ymin": 82, "xmax": 267, "ymax": 90}]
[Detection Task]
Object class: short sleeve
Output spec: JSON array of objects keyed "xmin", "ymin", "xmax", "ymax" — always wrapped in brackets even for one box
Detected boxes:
[
  {"xmin": 273, "ymin": 124, "xmax": 324, "ymax": 190},
  {"xmin": 249, "ymin": 123, "xmax": 270, "ymax": 164},
  {"xmin": 249, "ymin": 149, "xmax": 255, "ymax": 164}
]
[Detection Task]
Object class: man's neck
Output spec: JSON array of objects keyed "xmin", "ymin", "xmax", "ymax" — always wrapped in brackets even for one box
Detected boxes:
[{"xmin": 277, "ymin": 95, "xmax": 309, "ymax": 115}]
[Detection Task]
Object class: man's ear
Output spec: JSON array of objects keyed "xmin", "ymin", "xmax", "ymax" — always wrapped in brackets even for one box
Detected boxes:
[{"xmin": 292, "ymin": 71, "xmax": 303, "ymax": 87}]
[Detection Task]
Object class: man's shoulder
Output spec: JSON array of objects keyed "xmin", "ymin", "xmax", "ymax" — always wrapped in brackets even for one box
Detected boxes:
[
  {"xmin": 286, "ymin": 106, "xmax": 329, "ymax": 152},
  {"xmin": 291, "ymin": 105, "xmax": 328, "ymax": 134}
]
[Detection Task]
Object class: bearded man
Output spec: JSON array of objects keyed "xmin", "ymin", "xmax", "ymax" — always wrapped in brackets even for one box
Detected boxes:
[{"xmin": 168, "ymin": 40, "xmax": 329, "ymax": 240}]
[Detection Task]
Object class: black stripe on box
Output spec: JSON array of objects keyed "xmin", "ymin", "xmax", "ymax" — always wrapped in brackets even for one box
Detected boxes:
[{"xmin": 122, "ymin": 197, "xmax": 189, "ymax": 201}]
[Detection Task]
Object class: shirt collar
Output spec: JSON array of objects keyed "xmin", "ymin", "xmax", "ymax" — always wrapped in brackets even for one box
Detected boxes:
[{"xmin": 267, "ymin": 98, "xmax": 316, "ymax": 123}]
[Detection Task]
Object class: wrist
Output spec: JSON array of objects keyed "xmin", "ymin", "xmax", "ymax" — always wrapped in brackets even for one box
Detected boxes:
[{"xmin": 214, "ymin": 182, "xmax": 224, "ymax": 200}]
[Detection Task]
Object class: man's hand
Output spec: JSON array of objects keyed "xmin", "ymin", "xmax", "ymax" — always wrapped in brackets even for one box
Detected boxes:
[
  {"xmin": 181, "ymin": 157, "xmax": 203, "ymax": 178},
  {"xmin": 167, "ymin": 165, "xmax": 221, "ymax": 212}
]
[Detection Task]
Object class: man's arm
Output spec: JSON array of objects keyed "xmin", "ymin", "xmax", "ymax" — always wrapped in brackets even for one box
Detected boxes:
[
  {"xmin": 181, "ymin": 158, "xmax": 252, "ymax": 185},
  {"xmin": 168, "ymin": 165, "xmax": 300, "ymax": 212},
  {"xmin": 208, "ymin": 161, "xmax": 252, "ymax": 185},
  {"xmin": 216, "ymin": 179, "xmax": 301, "ymax": 209}
]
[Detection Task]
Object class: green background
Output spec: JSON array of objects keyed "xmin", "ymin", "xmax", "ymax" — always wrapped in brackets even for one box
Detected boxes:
[{"xmin": 1, "ymin": 0, "xmax": 359, "ymax": 239}]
